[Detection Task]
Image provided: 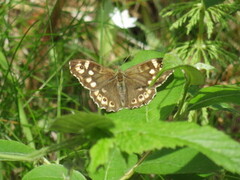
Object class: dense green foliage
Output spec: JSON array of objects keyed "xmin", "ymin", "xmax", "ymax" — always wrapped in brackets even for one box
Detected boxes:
[{"xmin": 0, "ymin": 0, "xmax": 239, "ymax": 179}]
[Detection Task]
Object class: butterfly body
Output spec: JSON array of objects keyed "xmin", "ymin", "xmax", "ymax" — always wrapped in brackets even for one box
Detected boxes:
[{"xmin": 69, "ymin": 59, "xmax": 172, "ymax": 112}]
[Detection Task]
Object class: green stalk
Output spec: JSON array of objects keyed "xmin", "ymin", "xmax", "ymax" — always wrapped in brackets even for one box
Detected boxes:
[
  {"xmin": 197, "ymin": 0, "xmax": 206, "ymax": 62},
  {"xmin": 99, "ymin": 4, "xmax": 104, "ymax": 65},
  {"xmin": 57, "ymin": 70, "xmax": 63, "ymax": 117},
  {"xmin": 174, "ymin": 74, "xmax": 191, "ymax": 120},
  {"xmin": 119, "ymin": 151, "xmax": 151, "ymax": 180}
]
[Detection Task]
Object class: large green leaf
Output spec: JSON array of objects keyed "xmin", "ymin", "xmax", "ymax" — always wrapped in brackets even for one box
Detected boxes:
[
  {"xmin": 112, "ymin": 121, "xmax": 240, "ymax": 174},
  {"xmin": 22, "ymin": 164, "xmax": 86, "ymax": 180},
  {"xmin": 136, "ymin": 147, "xmax": 220, "ymax": 174},
  {"xmin": 188, "ymin": 85, "xmax": 240, "ymax": 110},
  {"xmin": 0, "ymin": 140, "xmax": 35, "ymax": 161},
  {"xmin": 50, "ymin": 111, "xmax": 114, "ymax": 133}
]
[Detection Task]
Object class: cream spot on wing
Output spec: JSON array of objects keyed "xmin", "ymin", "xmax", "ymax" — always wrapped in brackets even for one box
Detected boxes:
[
  {"xmin": 101, "ymin": 97, "xmax": 108, "ymax": 105},
  {"xmin": 94, "ymin": 90, "xmax": 99, "ymax": 96},
  {"xmin": 131, "ymin": 98, "xmax": 137, "ymax": 104},
  {"xmin": 90, "ymin": 82, "xmax": 96, "ymax": 88},
  {"xmin": 148, "ymin": 80, "xmax": 152, "ymax": 85},
  {"xmin": 138, "ymin": 94, "xmax": 144, "ymax": 102},
  {"xmin": 152, "ymin": 75, "xmax": 156, "ymax": 80},
  {"xmin": 75, "ymin": 64, "xmax": 85, "ymax": 74},
  {"xmin": 151, "ymin": 59, "xmax": 158, "ymax": 68},
  {"xmin": 97, "ymin": 94, "xmax": 102, "ymax": 101},
  {"xmin": 144, "ymin": 92, "xmax": 149, "ymax": 98},
  {"xmin": 86, "ymin": 77, "xmax": 92, "ymax": 83},
  {"xmin": 78, "ymin": 69, "xmax": 85, "ymax": 74},
  {"xmin": 102, "ymin": 88, "xmax": 107, "ymax": 93},
  {"xmin": 84, "ymin": 61, "xmax": 90, "ymax": 69},
  {"xmin": 137, "ymin": 87, "xmax": 143, "ymax": 91},
  {"xmin": 109, "ymin": 101, "xmax": 115, "ymax": 107},
  {"xmin": 149, "ymin": 69, "xmax": 155, "ymax": 74},
  {"xmin": 88, "ymin": 70, "xmax": 94, "ymax": 75},
  {"xmin": 147, "ymin": 89, "xmax": 152, "ymax": 94}
]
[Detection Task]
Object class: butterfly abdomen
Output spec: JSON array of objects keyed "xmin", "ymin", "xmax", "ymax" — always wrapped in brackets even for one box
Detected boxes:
[{"xmin": 116, "ymin": 72, "xmax": 127, "ymax": 106}]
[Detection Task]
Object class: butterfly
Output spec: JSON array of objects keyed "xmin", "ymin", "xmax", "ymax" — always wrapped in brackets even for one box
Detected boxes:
[{"xmin": 69, "ymin": 59, "xmax": 172, "ymax": 112}]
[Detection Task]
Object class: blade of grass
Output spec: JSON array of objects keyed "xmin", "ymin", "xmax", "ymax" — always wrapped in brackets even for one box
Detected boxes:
[{"xmin": 17, "ymin": 88, "xmax": 35, "ymax": 149}]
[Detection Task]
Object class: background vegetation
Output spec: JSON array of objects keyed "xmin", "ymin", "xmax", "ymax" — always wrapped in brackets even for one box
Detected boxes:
[{"xmin": 0, "ymin": 0, "xmax": 239, "ymax": 179}]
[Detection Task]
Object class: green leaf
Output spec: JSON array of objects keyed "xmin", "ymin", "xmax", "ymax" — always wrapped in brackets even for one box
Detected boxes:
[
  {"xmin": 22, "ymin": 164, "xmax": 86, "ymax": 180},
  {"xmin": 164, "ymin": 53, "xmax": 205, "ymax": 85},
  {"xmin": 136, "ymin": 147, "xmax": 220, "ymax": 174},
  {"xmin": 188, "ymin": 85, "xmax": 240, "ymax": 110},
  {"xmin": 186, "ymin": 8, "xmax": 200, "ymax": 35},
  {"xmin": 121, "ymin": 50, "xmax": 165, "ymax": 70},
  {"xmin": 50, "ymin": 111, "xmax": 114, "ymax": 133},
  {"xmin": 180, "ymin": 65, "xmax": 205, "ymax": 85},
  {"xmin": 162, "ymin": 52, "xmax": 183, "ymax": 70},
  {"xmin": 89, "ymin": 147, "xmax": 138, "ymax": 180},
  {"xmin": 169, "ymin": 5, "xmax": 200, "ymax": 32},
  {"xmin": 0, "ymin": 140, "xmax": 35, "ymax": 161},
  {"xmin": 157, "ymin": 69, "xmax": 185, "ymax": 120},
  {"xmin": 211, "ymin": 103, "xmax": 240, "ymax": 114},
  {"xmin": 89, "ymin": 138, "xmax": 114, "ymax": 172},
  {"xmin": 205, "ymin": 10, "xmax": 214, "ymax": 38},
  {"xmin": 112, "ymin": 121, "xmax": 240, "ymax": 174},
  {"xmin": 204, "ymin": 0, "xmax": 224, "ymax": 8}
]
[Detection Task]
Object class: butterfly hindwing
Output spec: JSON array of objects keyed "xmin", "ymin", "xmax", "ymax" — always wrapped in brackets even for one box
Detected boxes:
[
  {"xmin": 89, "ymin": 80, "xmax": 122, "ymax": 112},
  {"xmin": 124, "ymin": 79, "xmax": 157, "ymax": 109}
]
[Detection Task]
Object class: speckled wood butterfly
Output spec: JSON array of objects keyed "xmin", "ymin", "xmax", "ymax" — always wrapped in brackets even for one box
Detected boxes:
[{"xmin": 69, "ymin": 59, "xmax": 172, "ymax": 112}]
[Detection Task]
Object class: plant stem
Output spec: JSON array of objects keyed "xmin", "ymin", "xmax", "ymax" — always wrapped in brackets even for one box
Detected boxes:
[
  {"xmin": 119, "ymin": 151, "xmax": 151, "ymax": 180},
  {"xmin": 197, "ymin": 0, "xmax": 206, "ymax": 62}
]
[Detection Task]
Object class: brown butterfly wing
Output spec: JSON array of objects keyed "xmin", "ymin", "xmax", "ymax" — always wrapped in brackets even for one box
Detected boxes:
[
  {"xmin": 124, "ymin": 58, "xmax": 172, "ymax": 109},
  {"xmin": 69, "ymin": 59, "xmax": 116, "ymax": 90},
  {"xmin": 89, "ymin": 79, "xmax": 123, "ymax": 112},
  {"xmin": 69, "ymin": 59, "xmax": 123, "ymax": 111}
]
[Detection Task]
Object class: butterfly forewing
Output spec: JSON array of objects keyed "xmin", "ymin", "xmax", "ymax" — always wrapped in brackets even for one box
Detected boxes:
[
  {"xmin": 70, "ymin": 59, "xmax": 123, "ymax": 111},
  {"xmin": 69, "ymin": 60, "xmax": 115, "ymax": 90}
]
